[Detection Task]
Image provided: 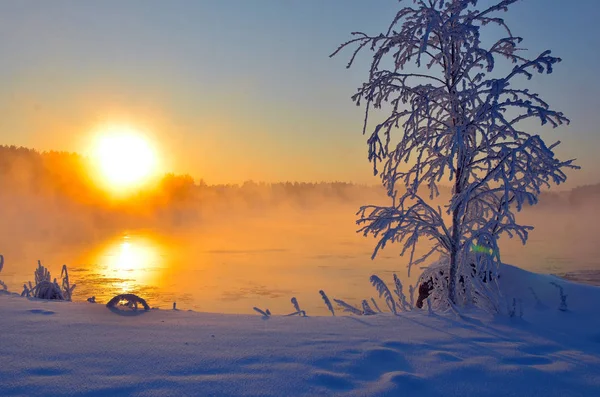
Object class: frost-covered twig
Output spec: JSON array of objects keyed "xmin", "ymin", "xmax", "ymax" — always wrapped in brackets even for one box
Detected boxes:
[
  {"xmin": 253, "ymin": 307, "xmax": 271, "ymax": 318},
  {"xmin": 508, "ymin": 298, "xmax": 523, "ymax": 318},
  {"xmin": 371, "ymin": 297, "xmax": 383, "ymax": 313},
  {"xmin": 34, "ymin": 260, "xmax": 50, "ymax": 285},
  {"xmin": 290, "ymin": 297, "xmax": 301, "ymax": 314},
  {"xmin": 393, "ymin": 274, "xmax": 411, "ymax": 311},
  {"xmin": 519, "ymin": 299, "xmax": 524, "ymax": 318},
  {"xmin": 291, "ymin": 297, "xmax": 300, "ymax": 312},
  {"xmin": 369, "ymin": 275, "xmax": 397, "ymax": 314},
  {"xmin": 333, "ymin": 298, "xmax": 363, "ymax": 315},
  {"xmin": 287, "ymin": 297, "xmax": 306, "ymax": 317},
  {"xmin": 319, "ymin": 290, "xmax": 335, "ymax": 316},
  {"xmin": 0, "ymin": 254, "xmax": 6, "ymax": 291},
  {"xmin": 506, "ymin": 298, "xmax": 523, "ymax": 318},
  {"xmin": 60, "ymin": 264, "xmax": 76, "ymax": 301},
  {"xmin": 284, "ymin": 310, "xmax": 307, "ymax": 317},
  {"xmin": 550, "ymin": 282, "xmax": 568, "ymax": 311},
  {"xmin": 361, "ymin": 299, "xmax": 377, "ymax": 315}
]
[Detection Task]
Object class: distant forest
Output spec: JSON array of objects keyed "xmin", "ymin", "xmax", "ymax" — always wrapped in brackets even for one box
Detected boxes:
[
  {"xmin": 0, "ymin": 145, "xmax": 386, "ymax": 207},
  {"xmin": 0, "ymin": 145, "xmax": 388, "ymax": 241},
  {"xmin": 0, "ymin": 145, "xmax": 596, "ymax": 242}
]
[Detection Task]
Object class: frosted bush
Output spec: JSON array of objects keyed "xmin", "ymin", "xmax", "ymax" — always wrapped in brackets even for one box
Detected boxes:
[
  {"xmin": 416, "ymin": 253, "xmax": 501, "ymax": 313},
  {"xmin": 21, "ymin": 261, "xmax": 76, "ymax": 301}
]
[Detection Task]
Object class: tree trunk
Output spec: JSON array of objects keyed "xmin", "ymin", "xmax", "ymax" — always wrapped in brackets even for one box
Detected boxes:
[
  {"xmin": 447, "ymin": 32, "xmax": 462, "ymax": 305},
  {"xmin": 449, "ymin": 207, "xmax": 460, "ymax": 304}
]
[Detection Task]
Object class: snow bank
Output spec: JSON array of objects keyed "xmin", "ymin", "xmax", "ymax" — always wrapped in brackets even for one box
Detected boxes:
[{"xmin": 1, "ymin": 265, "xmax": 599, "ymax": 396}]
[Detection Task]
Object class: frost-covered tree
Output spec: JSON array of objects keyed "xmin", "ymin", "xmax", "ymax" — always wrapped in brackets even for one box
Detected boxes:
[{"xmin": 332, "ymin": 0, "xmax": 578, "ymax": 309}]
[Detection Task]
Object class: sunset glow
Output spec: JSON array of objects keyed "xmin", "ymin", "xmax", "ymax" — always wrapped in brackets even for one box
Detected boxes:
[{"xmin": 91, "ymin": 126, "xmax": 158, "ymax": 192}]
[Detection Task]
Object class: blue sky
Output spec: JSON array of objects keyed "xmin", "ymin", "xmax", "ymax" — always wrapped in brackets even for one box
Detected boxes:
[{"xmin": 0, "ymin": 0, "xmax": 598, "ymax": 187}]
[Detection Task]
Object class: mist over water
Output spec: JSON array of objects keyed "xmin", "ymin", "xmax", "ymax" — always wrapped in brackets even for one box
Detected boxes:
[
  {"xmin": 1, "ymin": 147, "xmax": 599, "ymax": 314},
  {"xmin": 2, "ymin": 192, "xmax": 599, "ymax": 315}
]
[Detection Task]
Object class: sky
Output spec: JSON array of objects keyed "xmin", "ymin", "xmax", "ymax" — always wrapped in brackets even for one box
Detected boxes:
[{"xmin": 0, "ymin": 0, "xmax": 598, "ymax": 187}]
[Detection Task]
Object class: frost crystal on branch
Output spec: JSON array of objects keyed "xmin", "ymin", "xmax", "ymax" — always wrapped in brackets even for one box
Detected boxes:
[{"xmin": 332, "ymin": 0, "xmax": 578, "ymax": 309}]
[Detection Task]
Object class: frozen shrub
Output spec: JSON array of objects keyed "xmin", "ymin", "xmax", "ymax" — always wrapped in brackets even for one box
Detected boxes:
[
  {"xmin": 21, "ymin": 261, "xmax": 63, "ymax": 300},
  {"xmin": 415, "ymin": 255, "xmax": 501, "ymax": 313},
  {"xmin": 33, "ymin": 280, "xmax": 64, "ymax": 300},
  {"xmin": 21, "ymin": 261, "xmax": 76, "ymax": 301}
]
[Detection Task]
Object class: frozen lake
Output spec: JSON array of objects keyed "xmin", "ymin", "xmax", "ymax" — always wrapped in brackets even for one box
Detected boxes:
[{"xmin": 2, "ymin": 205, "xmax": 599, "ymax": 315}]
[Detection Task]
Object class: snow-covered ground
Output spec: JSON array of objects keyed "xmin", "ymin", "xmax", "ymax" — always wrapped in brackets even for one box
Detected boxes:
[{"xmin": 1, "ymin": 264, "xmax": 599, "ymax": 397}]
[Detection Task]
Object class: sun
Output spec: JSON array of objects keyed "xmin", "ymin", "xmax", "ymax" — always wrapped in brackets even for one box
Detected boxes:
[{"xmin": 91, "ymin": 125, "xmax": 158, "ymax": 191}]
